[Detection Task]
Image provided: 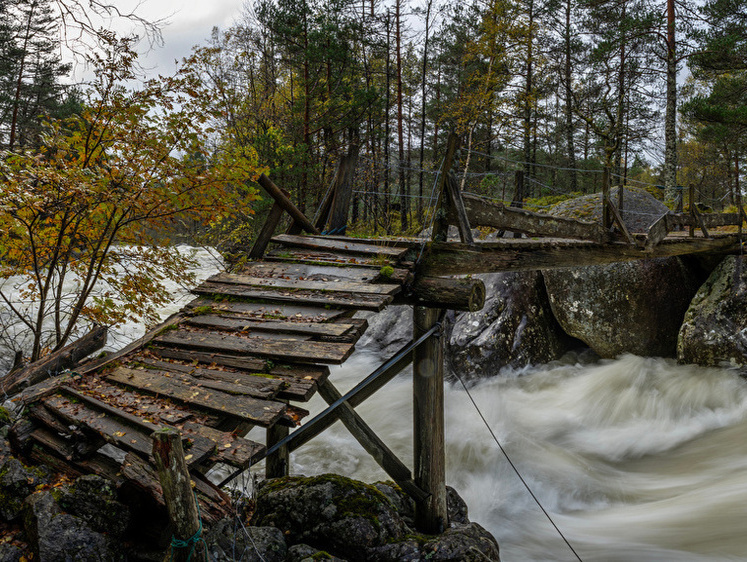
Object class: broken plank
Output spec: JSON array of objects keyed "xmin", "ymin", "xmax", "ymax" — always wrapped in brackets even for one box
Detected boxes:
[
  {"xmin": 155, "ymin": 329, "xmax": 356, "ymax": 364},
  {"xmin": 107, "ymin": 367, "xmax": 285, "ymax": 427},
  {"xmin": 43, "ymin": 393, "xmax": 154, "ymax": 458},
  {"xmin": 240, "ymin": 262, "xmax": 379, "ymax": 282},
  {"xmin": 184, "ymin": 314, "xmax": 362, "ymax": 341},
  {"xmin": 192, "ymin": 281, "xmax": 392, "ymax": 312},
  {"xmin": 127, "ymin": 359, "xmax": 284, "ymax": 400},
  {"xmin": 266, "ymin": 249, "xmax": 392, "ymax": 268},
  {"xmin": 185, "ymin": 299, "xmax": 347, "ymax": 322},
  {"xmin": 182, "ymin": 422, "xmax": 264, "ymax": 469},
  {"xmin": 146, "ymin": 346, "xmax": 327, "ymax": 402},
  {"xmin": 271, "ymin": 234, "xmax": 407, "ymax": 257},
  {"xmin": 209, "ymin": 272, "xmax": 400, "ymax": 296}
]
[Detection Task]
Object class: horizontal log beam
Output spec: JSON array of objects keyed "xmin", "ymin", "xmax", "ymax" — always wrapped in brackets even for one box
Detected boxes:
[
  {"xmin": 1, "ymin": 326, "xmax": 107, "ymax": 397},
  {"xmin": 447, "ymin": 194, "xmax": 609, "ymax": 243},
  {"xmin": 668, "ymin": 212, "xmax": 742, "ymax": 228},
  {"xmin": 416, "ymin": 236, "xmax": 742, "ymax": 276},
  {"xmin": 401, "ymin": 276, "xmax": 486, "ymax": 312}
]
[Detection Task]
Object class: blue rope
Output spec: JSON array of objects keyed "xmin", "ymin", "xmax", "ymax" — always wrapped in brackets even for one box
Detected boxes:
[
  {"xmin": 170, "ymin": 492, "xmax": 208, "ymax": 561},
  {"xmin": 321, "ymin": 226, "xmax": 347, "ymax": 235}
]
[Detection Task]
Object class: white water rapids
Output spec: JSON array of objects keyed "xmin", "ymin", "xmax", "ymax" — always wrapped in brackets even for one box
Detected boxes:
[
  {"xmin": 5, "ymin": 247, "xmax": 747, "ymax": 560},
  {"xmin": 284, "ymin": 352, "xmax": 747, "ymax": 561}
]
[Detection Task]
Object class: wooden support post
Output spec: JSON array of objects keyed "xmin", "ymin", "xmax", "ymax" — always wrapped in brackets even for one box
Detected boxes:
[
  {"xmin": 257, "ymin": 173, "xmax": 320, "ymax": 235},
  {"xmin": 511, "ymin": 170, "xmax": 524, "ymax": 239},
  {"xmin": 602, "ymin": 167, "xmax": 612, "ymax": 229},
  {"xmin": 327, "ymin": 144, "xmax": 360, "ymax": 235},
  {"xmin": 412, "ymin": 306, "xmax": 447, "ymax": 534},
  {"xmin": 152, "ymin": 429, "xmax": 206, "ymax": 562},
  {"xmin": 689, "ymin": 184, "xmax": 696, "ymax": 237},
  {"xmin": 407, "ymin": 276, "xmax": 485, "ymax": 312},
  {"xmin": 249, "ymin": 201, "xmax": 285, "ymax": 259},
  {"xmin": 445, "ymin": 173, "xmax": 474, "ymax": 245},
  {"xmin": 432, "ymin": 133, "xmax": 461, "ymax": 242},
  {"xmin": 266, "ymin": 421, "xmax": 289, "ymax": 479}
]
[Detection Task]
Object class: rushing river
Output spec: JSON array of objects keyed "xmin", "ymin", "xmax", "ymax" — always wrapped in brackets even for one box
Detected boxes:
[
  {"xmin": 5, "ymin": 247, "xmax": 747, "ymax": 560},
  {"xmin": 269, "ymin": 351, "xmax": 747, "ymax": 562}
]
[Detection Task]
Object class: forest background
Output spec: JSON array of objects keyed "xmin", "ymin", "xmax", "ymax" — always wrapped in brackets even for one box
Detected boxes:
[{"xmin": 0, "ymin": 0, "xmax": 744, "ymax": 368}]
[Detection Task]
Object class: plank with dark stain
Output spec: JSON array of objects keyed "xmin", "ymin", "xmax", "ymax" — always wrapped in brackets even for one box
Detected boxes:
[
  {"xmin": 155, "ymin": 329, "xmax": 356, "ymax": 364},
  {"xmin": 107, "ymin": 367, "xmax": 285, "ymax": 427},
  {"xmin": 209, "ymin": 272, "xmax": 400, "ymax": 296},
  {"xmin": 184, "ymin": 314, "xmax": 362, "ymax": 341},
  {"xmin": 192, "ymin": 281, "xmax": 392, "ymax": 311},
  {"xmin": 272, "ymin": 234, "xmax": 407, "ymax": 257},
  {"xmin": 181, "ymin": 422, "xmax": 264, "ymax": 469},
  {"xmin": 185, "ymin": 299, "xmax": 347, "ymax": 322}
]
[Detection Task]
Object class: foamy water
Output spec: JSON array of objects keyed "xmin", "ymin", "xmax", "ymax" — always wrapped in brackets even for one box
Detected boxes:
[{"xmin": 265, "ymin": 351, "xmax": 747, "ymax": 561}]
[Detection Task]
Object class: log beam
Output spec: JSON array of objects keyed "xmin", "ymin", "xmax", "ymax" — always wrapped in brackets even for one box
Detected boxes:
[
  {"xmin": 1, "ymin": 326, "xmax": 107, "ymax": 397},
  {"xmin": 257, "ymin": 174, "xmax": 320, "ymax": 235},
  {"xmin": 416, "ymin": 237, "xmax": 742, "ymax": 276},
  {"xmin": 402, "ymin": 276, "xmax": 486, "ymax": 312}
]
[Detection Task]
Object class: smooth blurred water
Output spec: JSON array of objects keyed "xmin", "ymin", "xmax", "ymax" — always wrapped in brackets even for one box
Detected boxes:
[{"xmin": 272, "ymin": 351, "xmax": 747, "ymax": 561}]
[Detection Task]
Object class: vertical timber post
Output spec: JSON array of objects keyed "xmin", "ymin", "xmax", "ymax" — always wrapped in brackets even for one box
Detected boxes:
[
  {"xmin": 152, "ymin": 429, "xmax": 206, "ymax": 562},
  {"xmin": 689, "ymin": 184, "xmax": 696, "ymax": 238},
  {"xmin": 266, "ymin": 420, "xmax": 289, "ymax": 479},
  {"xmin": 413, "ymin": 306, "xmax": 448, "ymax": 534},
  {"xmin": 512, "ymin": 170, "xmax": 524, "ymax": 239},
  {"xmin": 602, "ymin": 166, "xmax": 612, "ymax": 229}
]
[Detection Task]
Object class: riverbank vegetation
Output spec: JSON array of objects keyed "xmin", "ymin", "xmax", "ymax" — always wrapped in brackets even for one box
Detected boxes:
[{"xmin": 0, "ymin": 0, "xmax": 746, "ymax": 366}]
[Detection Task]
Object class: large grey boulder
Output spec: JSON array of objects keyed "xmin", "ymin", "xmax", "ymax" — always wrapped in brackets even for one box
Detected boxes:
[
  {"xmin": 253, "ymin": 475, "xmax": 500, "ymax": 562},
  {"xmin": 678, "ymin": 256, "xmax": 747, "ymax": 367},
  {"xmin": 543, "ymin": 257, "xmax": 705, "ymax": 358},
  {"xmin": 446, "ymin": 272, "xmax": 576, "ymax": 378}
]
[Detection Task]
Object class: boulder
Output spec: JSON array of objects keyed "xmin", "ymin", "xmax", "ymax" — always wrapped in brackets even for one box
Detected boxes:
[
  {"xmin": 206, "ymin": 520, "xmax": 287, "ymax": 562},
  {"xmin": 0, "ymin": 458, "xmax": 49, "ymax": 522},
  {"xmin": 23, "ymin": 490, "xmax": 124, "ymax": 562},
  {"xmin": 548, "ymin": 186, "xmax": 668, "ymax": 233},
  {"xmin": 678, "ymin": 256, "xmax": 747, "ymax": 367},
  {"xmin": 55, "ymin": 474, "xmax": 130, "ymax": 538},
  {"xmin": 356, "ymin": 306, "xmax": 413, "ymax": 356},
  {"xmin": 446, "ymin": 272, "xmax": 577, "ymax": 377},
  {"xmin": 253, "ymin": 474, "xmax": 408, "ymax": 559},
  {"xmin": 543, "ymin": 257, "xmax": 705, "ymax": 358},
  {"xmin": 0, "ymin": 544, "xmax": 23, "ymax": 562},
  {"xmin": 252, "ymin": 475, "xmax": 500, "ymax": 561}
]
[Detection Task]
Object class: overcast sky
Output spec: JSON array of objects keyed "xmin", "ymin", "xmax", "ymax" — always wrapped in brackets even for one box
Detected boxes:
[{"xmin": 135, "ymin": 0, "xmax": 243, "ymax": 76}]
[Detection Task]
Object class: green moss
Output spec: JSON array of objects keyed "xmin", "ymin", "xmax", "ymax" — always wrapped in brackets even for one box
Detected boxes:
[
  {"xmin": 189, "ymin": 305, "xmax": 215, "ymax": 316},
  {"xmin": 310, "ymin": 552, "xmax": 335, "ymax": 560},
  {"xmin": 153, "ymin": 323, "xmax": 178, "ymax": 337},
  {"xmin": 0, "ymin": 406, "xmax": 12, "ymax": 425},
  {"xmin": 379, "ymin": 265, "xmax": 394, "ymax": 279}
]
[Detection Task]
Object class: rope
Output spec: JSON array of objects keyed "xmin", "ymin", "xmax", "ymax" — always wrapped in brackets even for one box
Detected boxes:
[
  {"xmin": 452, "ymin": 370, "xmax": 583, "ymax": 562},
  {"xmin": 170, "ymin": 492, "xmax": 208, "ymax": 562}
]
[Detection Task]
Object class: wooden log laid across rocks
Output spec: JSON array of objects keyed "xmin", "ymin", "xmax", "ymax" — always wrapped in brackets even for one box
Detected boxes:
[
  {"xmin": 0, "ymin": 325, "xmax": 107, "ymax": 397},
  {"xmin": 403, "ymin": 276, "xmax": 486, "ymax": 312}
]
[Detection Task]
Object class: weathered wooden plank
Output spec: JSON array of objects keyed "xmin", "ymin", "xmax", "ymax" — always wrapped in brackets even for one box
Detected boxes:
[
  {"xmin": 182, "ymin": 422, "xmax": 264, "ymax": 469},
  {"xmin": 448, "ymin": 193, "xmax": 609, "ymax": 243},
  {"xmin": 272, "ymin": 234, "xmax": 407, "ymax": 257},
  {"xmin": 184, "ymin": 314, "xmax": 362, "ymax": 341},
  {"xmin": 416, "ymin": 237, "xmax": 742, "ymax": 275},
  {"xmin": 240, "ymin": 261, "xmax": 380, "ymax": 282},
  {"xmin": 193, "ymin": 281, "xmax": 392, "ymax": 312},
  {"xmin": 108, "ymin": 367, "xmax": 285, "ymax": 426},
  {"xmin": 186, "ymin": 299, "xmax": 347, "ymax": 322},
  {"xmin": 43, "ymin": 393, "xmax": 154, "ymax": 458},
  {"xmin": 155, "ymin": 329, "xmax": 356, "ymax": 364},
  {"xmin": 146, "ymin": 346, "xmax": 325, "ymax": 402},
  {"xmin": 266, "ymin": 249, "xmax": 392, "ymax": 268},
  {"xmin": 208, "ymin": 272, "xmax": 400, "ymax": 296},
  {"xmin": 130, "ymin": 359, "xmax": 285, "ymax": 399}
]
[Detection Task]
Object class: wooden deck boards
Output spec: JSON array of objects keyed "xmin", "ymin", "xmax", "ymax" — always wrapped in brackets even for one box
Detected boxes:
[{"xmin": 8, "ymin": 226, "xmax": 741, "ymax": 525}]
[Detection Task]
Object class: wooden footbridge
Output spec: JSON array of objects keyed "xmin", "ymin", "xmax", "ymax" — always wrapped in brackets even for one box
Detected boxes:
[{"xmin": 3, "ymin": 134, "xmax": 744, "ymax": 545}]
